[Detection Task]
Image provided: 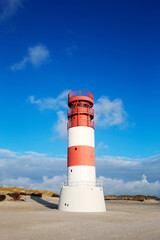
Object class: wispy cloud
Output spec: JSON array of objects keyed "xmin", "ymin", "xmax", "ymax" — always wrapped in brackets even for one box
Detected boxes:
[
  {"xmin": 10, "ymin": 43, "xmax": 50, "ymax": 71},
  {"xmin": 24, "ymin": 151, "xmax": 47, "ymax": 157},
  {"xmin": 29, "ymin": 89, "xmax": 70, "ymax": 139},
  {"xmin": 96, "ymin": 142, "xmax": 109, "ymax": 151},
  {"xmin": 29, "ymin": 89, "xmax": 71, "ymax": 111},
  {"xmin": 94, "ymin": 96, "xmax": 127, "ymax": 128},
  {"xmin": 0, "ymin": 0, "xmax": 24, "ymax": 21},
  {"xmin": 65, "ymin": 42, "xmax": 78, "ymax": 56},
  {"xmin": 96, "ymin": 155, "xmax": 139, "ymax": 167},
  {"xmin": 29, "ymin": 90, "xmax": 70, "ymax": 139},
  {"xmin": 53, "ymin": 111, "xmax": 67, "ymax": 139}
]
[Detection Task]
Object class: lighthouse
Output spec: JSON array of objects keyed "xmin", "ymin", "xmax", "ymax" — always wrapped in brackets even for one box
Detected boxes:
[{"xmin": 58, "ymin": 90, "xmax": 106, "ymax": 212}]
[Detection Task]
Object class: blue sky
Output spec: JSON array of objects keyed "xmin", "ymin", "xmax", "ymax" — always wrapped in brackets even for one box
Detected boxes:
[{"xmin": 0, "ymin": 0, "xmax": 160, "ymax": 196}]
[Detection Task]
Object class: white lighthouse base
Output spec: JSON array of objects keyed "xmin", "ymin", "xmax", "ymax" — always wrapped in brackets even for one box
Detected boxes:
[{"xmin": 58, "ymin": 186, "xmax": 106, "ymax": 212}]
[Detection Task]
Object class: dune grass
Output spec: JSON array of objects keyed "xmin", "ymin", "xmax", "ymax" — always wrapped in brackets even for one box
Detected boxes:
[
  {"xmin": 0, "ymin": 186, "xmax": 59, "ymax": 197},
  {"xmin": 104, "ymin": 194, "xmax": 160, "ymax": 201}
]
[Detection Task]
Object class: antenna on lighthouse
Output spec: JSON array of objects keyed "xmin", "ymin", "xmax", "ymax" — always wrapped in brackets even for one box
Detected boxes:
[{"xmin": 58, "ymin": 90, "xmax": 106, "ymax": 212}]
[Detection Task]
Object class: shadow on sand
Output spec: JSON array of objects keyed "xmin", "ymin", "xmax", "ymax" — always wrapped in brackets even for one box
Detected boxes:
[{"xmin": 30, "ymin": 196, "xmax": 58, "ymax": 209}]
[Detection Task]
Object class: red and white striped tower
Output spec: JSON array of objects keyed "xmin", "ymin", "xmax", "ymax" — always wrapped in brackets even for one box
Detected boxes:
[{"xmin": 58, "ymin": 90, "xmax": 106, "ymax": 212}]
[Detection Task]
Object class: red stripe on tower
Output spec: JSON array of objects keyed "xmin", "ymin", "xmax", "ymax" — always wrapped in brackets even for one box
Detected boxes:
[{"xmin": 68, "ymin": 145, "xmax": 95, "ymax": 167}]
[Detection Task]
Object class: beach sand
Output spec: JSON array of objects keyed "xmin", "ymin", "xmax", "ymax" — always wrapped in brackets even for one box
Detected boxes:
[{"xmin": 0, "ymin": 196, "xmax": 160, "ymax": 240}]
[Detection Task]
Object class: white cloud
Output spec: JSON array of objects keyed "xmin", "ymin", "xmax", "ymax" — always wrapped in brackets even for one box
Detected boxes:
[
  {"xmin": 0, "ymin": 0, "xmax": 24, "ymax": 21},
  {"xmin": 29, "ymin": 89, "xmax": 71, "ymax": 111},
  {"xmin": 1, "ymin": 175, "xmax": 66, "ymax": 193},
  {"xmin": 28, "ymin": 44, "xmax": 50, "ymax": 67},
  {"xmin": 99, "ymin": 175, "xmax": 160, "ymax": 196},
  {"xmin": 94, "ymin": 96, "xmax": 127, "ymax": 128},
  {"xmin": 53, "ymin": 111, "xmax": 67, "ymax": 139},
  {"xmin": 24, "ymin": 151, "xmax": 47, "ymax": 157},
  {"xmin": 0, "ymin": 148, "xmax": 160, "ymax": 196},
  {"xmin": 0, "ymin": 149, "xmax": 66, "ymax": 185},
  {"xmin": 10, "ymin": 44, "xmax": 50, "ymax": 71},
  {"xmin": 34, "ymin": 175, "xmax": 66, "ymax": 193},
  {"xmin": 1, "ymin": 177, "xmax": 32, "ymax": 189},
  {"xmin": 96, "ymin": 155, "xmax": 138, "ymax": 167},
  {"xmin": 0, "ymin": 148, "xmax": 17, "ymax": 158},
  {"xmin": 96, "ymin": 142, "xmax": 109, "ymax": 151},
  {"xmin": 1, "ymin": 173, "xmax": 160, "ymax": 196}
]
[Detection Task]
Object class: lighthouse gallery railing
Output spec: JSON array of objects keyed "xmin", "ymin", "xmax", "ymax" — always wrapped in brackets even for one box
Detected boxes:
[{"xmin": 62, "ymin": 179, "xmax": 102, "ymax": 187}]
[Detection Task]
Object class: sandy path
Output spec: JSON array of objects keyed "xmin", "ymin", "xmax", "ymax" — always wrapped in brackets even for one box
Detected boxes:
[{"xmin": 0, "ymin": 196, "xmax": 160, "ymax": 240}]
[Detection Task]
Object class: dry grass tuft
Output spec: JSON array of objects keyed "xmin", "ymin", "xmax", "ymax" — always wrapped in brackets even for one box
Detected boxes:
[
  {"xmin": 0, "ymin": 186, "xmax": 59, "ymax": 198},
  {"xmin": 104, "ymin": 195, "xmax": 160, "ymax": 201}
]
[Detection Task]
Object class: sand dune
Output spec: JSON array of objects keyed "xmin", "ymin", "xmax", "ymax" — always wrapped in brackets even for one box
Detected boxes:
[{"xmin": 0, "ymin": 194, "xmax": 160, "ymax": 240}]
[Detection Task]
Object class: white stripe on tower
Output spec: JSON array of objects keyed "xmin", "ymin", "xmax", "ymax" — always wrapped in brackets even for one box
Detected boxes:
[{"xmin": 68, "ymin": 126, "xmax": 95, "ymax": 147}]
